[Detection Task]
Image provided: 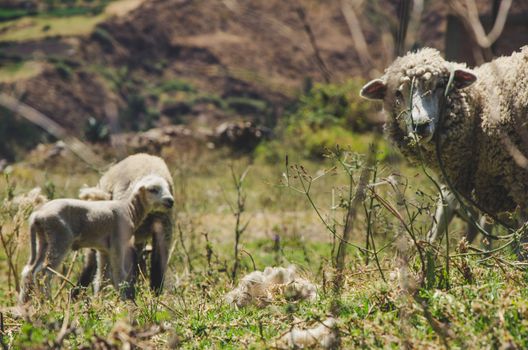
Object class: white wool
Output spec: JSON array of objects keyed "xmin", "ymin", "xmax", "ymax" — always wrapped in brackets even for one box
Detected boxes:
[
  {"xmin": 8, "ymin": 187, "xmax": 48, "ymax": 211},
  {"xmin": 225, "ymin": 266, "xmax": 317, "ymax": 307},
  {"xmin": 79, "ymin": 186, "xmax": 112, "ymax": 201},
  {"xmin": 278, "ymin": 318, "xmax": 338, "ymax": 349}
]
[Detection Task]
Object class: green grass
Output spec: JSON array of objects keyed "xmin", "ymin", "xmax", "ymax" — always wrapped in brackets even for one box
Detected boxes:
[
  {"xmin": 0, "ymin": 15, "xmax": 106, "ymax": 42},
  {"xmin": 0, "ymin": 8, "xmax": 32, "ymax": 21},
  {"xmin": 1, "ymin": 145, "xmax": 526, "ymax": 348},
  {"xmin": 0, "ymin": 60, "xmax": 43, "ymax": 83},
  {"xmin": 0, "ymin": 0, "xmax": 140, "ymax": 42}
]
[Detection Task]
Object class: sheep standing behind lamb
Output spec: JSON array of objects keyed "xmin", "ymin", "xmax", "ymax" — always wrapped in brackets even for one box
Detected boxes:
[
  {"xmin": 18, "ymin": 174, "xmax": 174, "ymax": 304},
  {"xmin": 360, "ymin": 46, "xmax": 528, "ymax": 243},
  {"xmin": 76, "ymin": 153, "xmax": 175, "ymax": 296}
]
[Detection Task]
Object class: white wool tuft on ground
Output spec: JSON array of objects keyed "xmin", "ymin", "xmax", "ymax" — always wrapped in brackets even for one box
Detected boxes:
[
  {"xmin": 278, "ymin": 317, "xmax": 338, "ymax": 349},
  {"xmin": 225, "ymin": 265, "xmax": 317, "ymax": 307}
]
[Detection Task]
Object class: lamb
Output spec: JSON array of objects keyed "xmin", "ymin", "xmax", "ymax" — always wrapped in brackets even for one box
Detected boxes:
[
  {"xmin": 18, "ymin": 174, "xmax": 174, "ymax": 304},
  {"xmin": 75, "ymin": 153, "xmax": 174, "ymax": 296},
  {"xmin": 360, "ymin": 47, "xmax": 528, "ymax": 243}
]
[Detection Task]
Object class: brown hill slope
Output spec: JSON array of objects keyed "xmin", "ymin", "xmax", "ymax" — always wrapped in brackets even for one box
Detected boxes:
[
  {"xmin": 1, "ymin": 0, "xmax": 526, "ymax": 150},
  {"xmin": 2, "ymin": 0, "xmax": 399, "ymax": 138}
]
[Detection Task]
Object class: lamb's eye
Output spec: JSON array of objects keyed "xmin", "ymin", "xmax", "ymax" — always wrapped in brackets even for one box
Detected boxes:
[
  {"xmin": 395, "ymin": 90, "xmax": 404, "ymax": 101},
  {"xmin": 148, "ymin": 187, "xmax": 159, "ymax": 194}
]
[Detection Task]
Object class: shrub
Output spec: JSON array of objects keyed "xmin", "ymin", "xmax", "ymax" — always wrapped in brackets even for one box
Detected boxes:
[
  {"xmin": 289, "ymin": 79, "xmax": 378, "ymax": 133},
  {"xmin": 53, "ymin": 60, "xmax": 73, "ymax": 80},
  {"xmin": 255, "ymin": 79, "xmax": 388, "ymax": 161},
  {"xmin": 84, "ymin": 116, "xmax": 109, "ymax": 143}
]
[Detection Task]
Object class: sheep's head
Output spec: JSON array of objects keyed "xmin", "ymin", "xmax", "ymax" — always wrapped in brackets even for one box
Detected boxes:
[
  {"xmin": 360, "ymin": 48, "xmax": 476, "ymax": 144},
  {"xmin": 134, "ymin": 174, "xmax": 174, "ymax": 211}
]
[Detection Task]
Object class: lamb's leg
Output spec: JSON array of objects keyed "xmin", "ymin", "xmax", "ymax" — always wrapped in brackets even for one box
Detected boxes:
[
  {"xmin": 427, "ymin": 187, "xmax": 458, "ymax": 243},
  {"xmin": 19, "ymin": 265, "xmax": 34, "ymax": 305},
  {"xmin": 109, "ymin": 239, "xmax": 137, "ymax": 300},
  {"xmin": 71, "ymin": 249, "xmax": 97, "ymax": 299},
  {"xmin": 94, "ymin": 251, "xmax": 109, "ymax": 294},
  {"xmin": 19, "ymin": 223, "xmax": 40, "ymax": 304},
  {"xmin": 150, "ymin": 214, "xmax": 173, "ymax": 295},
  {"xmin": 43, "ymin": 227, "xmax": 73, "ymax": 298},
  {"xmin": 31, "ymin": 233, "xmax": 49, "ymax": 297}
]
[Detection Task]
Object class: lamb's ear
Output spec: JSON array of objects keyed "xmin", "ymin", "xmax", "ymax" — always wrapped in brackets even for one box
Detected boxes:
[
  {"xmin": 453, "ymin": 69, "xmax": 477, "ymax": 89},
  {"xmin": 360, "ymin": 79, "xmax": 387, "ymax": 100},
  {"xmin": 138, "ymin": 186, "xmax": 147, "ymax": 198}
]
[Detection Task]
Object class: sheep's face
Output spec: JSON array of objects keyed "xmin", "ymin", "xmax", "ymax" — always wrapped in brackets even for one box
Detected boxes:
[
  {"xmin": 391, "ymin": 78, "xmax": 444, "ymax": 143},
  {"xmin": 135, "ymin": 175, "xmax": 174, "ymax": 211},
  {"xmin": 361, "ymin": 69, "xmax": 476, "ymax": 145},
  {"xmin": 360, "ymin": 48, "xmax": 477, "ymax": 146}
]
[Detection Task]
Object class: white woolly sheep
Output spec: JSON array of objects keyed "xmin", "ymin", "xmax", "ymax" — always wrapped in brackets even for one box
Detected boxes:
[
  {"xmin": 360, "ymin": 47, "xmax": 528, "ymax": 243},
  {"xmin": 19, "ymin": 174, "xmax": 174, "ymax": 304},
  {"xmin": 75, "ymin": 153, "xmax": 174, "ymax": 296},
  {"xmin": 225, "ymin": 265, "xmax": 317, "ymax": 307}
]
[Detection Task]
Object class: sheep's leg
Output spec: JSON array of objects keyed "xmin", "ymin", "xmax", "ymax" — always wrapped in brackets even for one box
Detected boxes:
[
  {"xmin": 465, "ymin": 215, "xmax": 494, "ymax": 247},
  {"xmin": 134, "ymin": 215, "xmax": 154, "ymax": 284},
  {"xmin": 427, "ymin": 187, "xmax": 458, "ymax": 243},
  {"xmin": 135, "ymin": 242, "xmax": 146, "ymax": 282},
  {"xmin": 150, "ymin": 214, "xmax": 173, "ymax": 295},
  {"xmin": 515, "ymin": 209, "xmax": 528, "ymax": 260}
]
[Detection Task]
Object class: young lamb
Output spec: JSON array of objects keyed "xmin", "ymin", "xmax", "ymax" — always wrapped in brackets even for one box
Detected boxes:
[
  {"xmin": 75, "ymin": 153, "xmax": 175, "ymax": 297},
  {"xmin": 18, "ymin": 174, "xmax": 174, "ymax": 304},
  {"xmin": 360, "ymin": 46, "xmax": 528, "ymax": 243}
]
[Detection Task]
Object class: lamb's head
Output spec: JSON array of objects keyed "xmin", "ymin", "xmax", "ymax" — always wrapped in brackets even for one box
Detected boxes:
[
  {"xmin": 133, "ymin": 174, "xmax": 174, "ymax": 211},
  {"xmin": 360, "ymin": 48, "xmax": 477, "ymax": 144}
]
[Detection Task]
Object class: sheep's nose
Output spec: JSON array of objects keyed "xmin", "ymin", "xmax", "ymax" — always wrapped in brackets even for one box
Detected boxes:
[
  {"xmin": 163, "ymin": 198, "xmax": 174, "ymax": 208},
  {"xmin": 414, "ymin": 122, "xmax": 431, "ymax": 136}
]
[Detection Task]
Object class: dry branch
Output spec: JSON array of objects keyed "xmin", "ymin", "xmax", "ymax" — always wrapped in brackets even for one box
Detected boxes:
[
  {"xmin": 340, "ymin": 0, "xmax": 374, "ymax": 70},
  {"xmin": 0, "ymin": 93, "xmax": 105, "ymax": 171},
  {"xmin": 448, "ymin": 0, "xmax": 512, "ymax": 49}
]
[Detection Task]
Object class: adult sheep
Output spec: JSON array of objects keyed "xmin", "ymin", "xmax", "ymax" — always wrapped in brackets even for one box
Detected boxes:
[
  {"xmin": 76, "ymin": 153, "xmax": 174, "ymax": 295},
  {"xmin": 360, "ymin": 47, "xmax": 528, "ymax": 243}
]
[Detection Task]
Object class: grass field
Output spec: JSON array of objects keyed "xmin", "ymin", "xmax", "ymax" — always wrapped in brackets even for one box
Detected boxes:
[{"xmin": 1, "ymin": 143, "xmax": 527, "ymax": 349}]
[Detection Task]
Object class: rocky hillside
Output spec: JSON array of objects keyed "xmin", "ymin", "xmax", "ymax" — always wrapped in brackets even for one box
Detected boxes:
[{"xmin": 0, "ymin": 0, "xmax": 527, "ymax": 160}]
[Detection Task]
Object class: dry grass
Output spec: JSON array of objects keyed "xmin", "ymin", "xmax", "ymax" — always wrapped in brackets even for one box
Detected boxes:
[{"xmin": 0, "ymin": 147, "xmax": 527, "ymax": 349}]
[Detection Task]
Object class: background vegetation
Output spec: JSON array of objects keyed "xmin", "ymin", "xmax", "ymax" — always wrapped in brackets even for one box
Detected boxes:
[{"xmin": 1, "ymin": 0, "xmax": 528, "ymax": 349}]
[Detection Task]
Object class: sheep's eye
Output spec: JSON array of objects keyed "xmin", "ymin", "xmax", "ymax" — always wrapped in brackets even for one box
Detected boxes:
[
  {"xmin": 148, "ymin": 187, "xmax": 159, "ymax": 194},
  {"xmin": 395, "ymin": 90, "xmax": 404, "ymax": 101},
  {"xmin": 436, "ymin": 82, "xmax": 446, "ymax": 90}
]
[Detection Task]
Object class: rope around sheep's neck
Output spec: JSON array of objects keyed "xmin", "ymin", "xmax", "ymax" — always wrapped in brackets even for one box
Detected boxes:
[{"xmin": 433, "ymin": 65, "xmax": 515, "ymax": 238}]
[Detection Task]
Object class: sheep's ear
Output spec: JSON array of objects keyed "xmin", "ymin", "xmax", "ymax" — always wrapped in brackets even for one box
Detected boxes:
[
  {"xmin": 453, "ymin": 69, "xmax": 477, "ymax": 89},
  {"xmin": 360, "ymin": 79, "xmax": 387, "ymax": 100}
]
